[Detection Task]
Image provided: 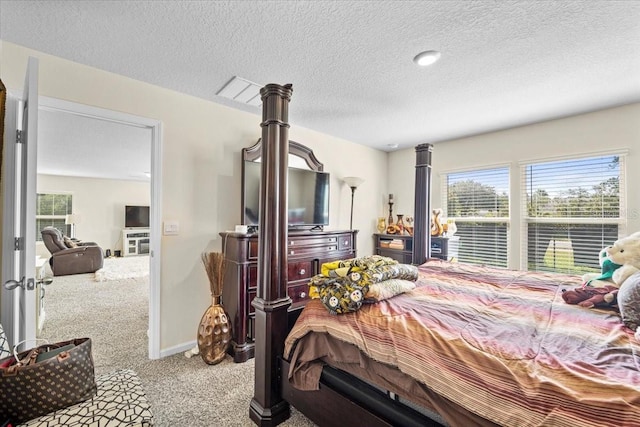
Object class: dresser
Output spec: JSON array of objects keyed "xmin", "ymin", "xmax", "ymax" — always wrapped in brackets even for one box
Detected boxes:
[
  {"xmin": 373, "ymin": 234, "xmax": 413, "ymax": 264},
  {"xmin": 220, "ymin": 229, "xmax": 358, "ymax": 362},
  {"xmin": 431, "ymin": 236, "xmax": 460, "ymax": 261},
  {"xmin": 374, "ymin": 234, "xmax": 460, "ymax": 263}
]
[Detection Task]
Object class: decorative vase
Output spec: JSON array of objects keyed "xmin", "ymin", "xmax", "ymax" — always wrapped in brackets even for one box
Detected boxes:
[
  {"xmin": 396, "ymin": 214, "xmax": 405, "ymax": 234},
  {"xmin": 377, "ymin": 217, "xmax": 386, "ymax": 233},
  {"xmin": 431, "ymin": 208, "xmax": 444, "ymax": 236},
  {"xmin": 405, "ymin": 216, "xmax": 414, "ymax": 236},
  {"xmin": 198, "ymin": 252, "xmax": 231, "ymax": 365},
  {"xmin": 197, "ymin": 295, "xmax": 231, "ymax": 365},
  {"xmin": 446, "ymin": 219, "xmax": 457, "ymax": 236}
]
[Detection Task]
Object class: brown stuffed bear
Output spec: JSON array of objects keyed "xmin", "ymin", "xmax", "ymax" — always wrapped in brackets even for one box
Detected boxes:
[{"xmin": 562, "ymin": 285, "xmax": 619, "ymax": 309}]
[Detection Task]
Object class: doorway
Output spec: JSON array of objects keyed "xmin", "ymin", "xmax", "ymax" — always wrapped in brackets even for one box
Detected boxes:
[{"xmin": 38, "ymin": 97, "xmax": 162, "ymax": 359}]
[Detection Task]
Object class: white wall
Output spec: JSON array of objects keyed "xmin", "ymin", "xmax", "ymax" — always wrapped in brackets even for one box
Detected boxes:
[
  {"xmin": 389, "ymin": 103, "xmax": 640, "ymax": 269},
  {"xmin": 36, "ymin": 174, "xmax": 150, "ymax": 258},
  {"xmin": 1, "ymin": 41, "xmax": 388, "ymax": 352}
]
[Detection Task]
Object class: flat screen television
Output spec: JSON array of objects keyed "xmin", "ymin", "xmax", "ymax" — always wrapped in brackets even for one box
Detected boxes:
[
  {"xmin": 243, "ymin": 162, "xmax": 330, "ymax": 227},
  {"xmin": 125, "ymin": 205, "xmax": 150, "ymax": 228}
]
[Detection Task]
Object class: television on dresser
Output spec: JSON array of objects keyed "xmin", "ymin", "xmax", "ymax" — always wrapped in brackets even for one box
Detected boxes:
[
  {"xmin": 125, "ymin": 205, "xmax": 150, "ymax": 228},
  {"xmin": 242, "ymin": 161, "xmax": 330, "ymax": 228}
]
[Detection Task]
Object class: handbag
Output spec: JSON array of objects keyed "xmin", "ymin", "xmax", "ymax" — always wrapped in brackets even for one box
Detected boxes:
[{"xmin": 0, "ymin": 337, "xmax": 97, "ymax": 424}]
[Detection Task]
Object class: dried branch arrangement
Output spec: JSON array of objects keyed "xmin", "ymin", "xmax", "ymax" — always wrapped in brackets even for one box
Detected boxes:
[{"xmin": 201, "ymin": 251, "xmax": 226, "ymax": 297}]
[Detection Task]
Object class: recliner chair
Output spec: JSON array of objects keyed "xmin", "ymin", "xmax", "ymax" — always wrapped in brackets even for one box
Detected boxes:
[{"xmin": 41, "ymin": 227, "xmax": 104, "ymax": 276}]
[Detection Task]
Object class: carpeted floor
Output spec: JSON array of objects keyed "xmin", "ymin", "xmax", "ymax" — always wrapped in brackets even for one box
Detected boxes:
[{"xmin": 39, "ymin": 260, "xmax": 316, "ymax": 426}]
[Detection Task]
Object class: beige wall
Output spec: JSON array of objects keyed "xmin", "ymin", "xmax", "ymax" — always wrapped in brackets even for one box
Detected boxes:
[
  {"xmin": 1, "ymin": 41, "xmax": 387, "ymax": 353},
  {"xmin": 36, "ymin": 174, "xmax": 150, "ymax": 258},
  {"xmin": 389, "ymin": 103, "xmax": 640, "ymax": 269}
]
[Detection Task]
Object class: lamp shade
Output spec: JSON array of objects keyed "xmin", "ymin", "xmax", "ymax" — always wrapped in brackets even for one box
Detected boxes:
[
  {"xmin": 65, "ymin": 214, "xmax": 82, "ymax": 225},
  {"xmin": 343, "ymin": 176, "xmax": 364, "ymax": 189}
]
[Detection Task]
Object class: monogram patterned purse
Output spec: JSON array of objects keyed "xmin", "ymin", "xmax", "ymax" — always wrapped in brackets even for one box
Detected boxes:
[{"xmin": 0, "ymin": 338, "xmax": 97, "ymax": 424}]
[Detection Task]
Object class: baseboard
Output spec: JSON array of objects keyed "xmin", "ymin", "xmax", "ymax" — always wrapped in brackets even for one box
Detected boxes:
[{"xmin": 159, "ymin": 339, "xmax": 197, "ymax": 358}]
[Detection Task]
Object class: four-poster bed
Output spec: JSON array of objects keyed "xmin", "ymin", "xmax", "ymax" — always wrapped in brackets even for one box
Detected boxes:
[{"xmin": 250, "ymin": 84, "xmax": 640, "ymax": 427}]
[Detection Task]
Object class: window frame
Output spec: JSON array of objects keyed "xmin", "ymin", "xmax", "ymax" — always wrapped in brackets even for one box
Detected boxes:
[
  {"xmin": 35, "ymin": 192, "xmax": 73, "ymax": 241},
  {"xmin": 441, "ymin": 164, "xmax": 511, "ymax": 268},
  {"xmin": 519, "ymin": 150, "xmax": 627, "ymax": 273}
]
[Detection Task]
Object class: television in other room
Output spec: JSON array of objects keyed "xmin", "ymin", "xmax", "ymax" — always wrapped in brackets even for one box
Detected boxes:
[
  {"xmin": 125, "ymin": 205, "xmax": 150, "ymax": 228},
  {"xmin": 243, "ymin": 162, "xmax": 330, "ymax": 227}
]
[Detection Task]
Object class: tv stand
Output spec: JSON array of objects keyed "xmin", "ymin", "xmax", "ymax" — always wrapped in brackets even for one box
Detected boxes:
[{"xmin": 122, "ymin": 229, "xmax": 150, "ymax": 256}]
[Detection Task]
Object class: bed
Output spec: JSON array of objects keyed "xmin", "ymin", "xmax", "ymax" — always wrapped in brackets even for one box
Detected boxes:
[{"xmin": 248, "ymin": 84, "xmax": 640, "ymax": 427}]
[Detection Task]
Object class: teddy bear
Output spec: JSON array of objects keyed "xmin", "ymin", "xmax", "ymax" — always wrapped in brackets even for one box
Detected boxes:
[
  {"xmin": 582, "ymin": 232, "xmax": 640, "ymax": 288},
  {"xmin": 562, "ymin": 285, "xmax": 619, "ymax": 309}
]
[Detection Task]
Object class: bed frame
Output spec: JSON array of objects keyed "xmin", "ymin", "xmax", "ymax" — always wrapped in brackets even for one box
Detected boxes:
[{"xmin": 249, "ymin": 84, "xmax": 437, "ymax": 427}]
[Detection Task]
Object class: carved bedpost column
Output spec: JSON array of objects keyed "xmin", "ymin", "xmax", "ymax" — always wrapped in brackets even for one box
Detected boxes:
[
  {"xmin": 413, "ymin": 143, "xmax": 433, "ymax": 265},
  {"xmin": 250, "ymin": 83, "xmax": 293, "ymax": 426}
]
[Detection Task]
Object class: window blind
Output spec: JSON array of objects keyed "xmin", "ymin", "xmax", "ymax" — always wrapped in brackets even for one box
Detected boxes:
[
  {"xmin": 36, "ymin": 193, "xmax": 72, "ymax": 241},
  {"xmin": 521, "ymin": 154, "xmax": 625, "ymax": 274},
  {"xmin": 444, "ymin": 167, "xmax": 510, "ymax": 267}
]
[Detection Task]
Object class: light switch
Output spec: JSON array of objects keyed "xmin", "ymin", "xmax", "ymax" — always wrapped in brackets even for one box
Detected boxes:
[{"xmin": 163, "ymin": 220, "xmax": 179, "ymax": 235}]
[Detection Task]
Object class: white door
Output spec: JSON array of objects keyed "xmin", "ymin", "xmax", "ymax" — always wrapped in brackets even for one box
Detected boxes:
[{"xmin": 1, "ymin": 57, "xmax": 39, "ymax": 350}]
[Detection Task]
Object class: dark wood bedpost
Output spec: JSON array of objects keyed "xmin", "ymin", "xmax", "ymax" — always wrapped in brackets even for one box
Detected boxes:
[
  {"xmin": 412, "ymin": 143, "xmax": 433, "ymax": 265},
  {"xmin": 250, "ymin": 83, "xmax": 293, "ymax": 426}
]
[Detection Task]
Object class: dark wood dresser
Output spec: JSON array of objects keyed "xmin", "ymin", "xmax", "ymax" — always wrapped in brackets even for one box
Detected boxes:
[{"xmin": 220, "ymin": 229, "xmax": 358, "ymax": 363}]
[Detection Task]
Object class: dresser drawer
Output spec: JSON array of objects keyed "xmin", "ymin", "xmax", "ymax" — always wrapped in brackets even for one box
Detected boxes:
[
  {"xmin": 288, "ymin": 282, "xmax": 311, "ymax": 308},
  {"xmin": 247, "ymin": 264, "xmax": 258, "ymax": 289},
  {"xmin": 338, "ymin": 234, "xmax": 353, "ymax": 251},
  {"xmin": 288, "ymin": 234, "xmax": 340, "ymax": 247},
  {"xmin": 247, "ymin": 282, "xmax": 312, "ymax": 313},
  {"xmin": 288, "ymin": 260, "xmax": 313, "ymax": 281},
  {"xmin": 288, "ymin": 244, "xmax": 339, "ymax": 257},
  {"xmin": 248, "ymin": 289, "xmax": 257, "ymax": 314}
]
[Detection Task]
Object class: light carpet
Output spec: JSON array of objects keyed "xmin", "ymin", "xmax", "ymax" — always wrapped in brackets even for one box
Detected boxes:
[
  {"xmin": 40, "ymin": 263, "xmax": 316, "ymax": 426},
  {"xmin": 94, "ymin": 255, "xmax": 150, "ymax": 282}
]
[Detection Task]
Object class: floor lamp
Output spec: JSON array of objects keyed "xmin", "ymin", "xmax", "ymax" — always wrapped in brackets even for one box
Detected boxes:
[{"xmin": 343, "ymin": 177, "xmax": 365, "ymax": 230}]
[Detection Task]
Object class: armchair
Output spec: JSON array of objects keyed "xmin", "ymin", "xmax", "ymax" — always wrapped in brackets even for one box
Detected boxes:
[{"xmin": 41, "ymin": 227, "xmax": 104, "ymax": 276}]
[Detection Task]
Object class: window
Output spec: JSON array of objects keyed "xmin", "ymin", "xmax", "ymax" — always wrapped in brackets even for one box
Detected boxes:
[
  {"xmin": 36, "ymin": 193, "xmax": 72, "ymax": 241},
  {"xmin": 522, "ymin": 154, "xmax": 624, "ymax": 274},
  {"xmin": 444, "ymin": 167, "xmax": 510, "ymax": 267}
]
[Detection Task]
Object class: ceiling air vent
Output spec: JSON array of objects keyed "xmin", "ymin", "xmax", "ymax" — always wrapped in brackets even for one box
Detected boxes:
[{"xmin": 216, "ymin": 76, "xmax": 262, "ymax": 107}]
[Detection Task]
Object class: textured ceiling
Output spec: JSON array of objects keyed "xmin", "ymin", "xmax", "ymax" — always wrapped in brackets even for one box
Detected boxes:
[{"xmin": 2, "ymin": 0, "xmax": 640, "ymax": 155}]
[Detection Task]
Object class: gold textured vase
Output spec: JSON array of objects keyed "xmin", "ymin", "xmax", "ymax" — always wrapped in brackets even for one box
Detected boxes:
[{"xmin": 197, "ymin": 295, "xmax": 231, "ymax": 365}]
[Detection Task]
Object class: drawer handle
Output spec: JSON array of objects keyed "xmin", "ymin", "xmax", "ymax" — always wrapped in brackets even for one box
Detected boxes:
[
  {"xmin": 299, "ymin": 268, "xmax": 306, "ymax": 275},
  {"xmin": 300, "ymin": 292, "xmax": 306, "ymax": 298},
  {"xmin": 289, "ymin": 241, "xmax": 294, "ymax": 245},
  {"xmin": 328, "ymin": 246, "xmax": 337, "ymax": 251},
  {"xmin": 329, "ymin": 237, "xmax": 336, "ymax": 242},
  {"xmin": 290, "ymin": 250, "xmax": 295, "ymax": 255},
  {"xmin": 343, "ymin": 240, "xmax": 350, "ymax": 245}
]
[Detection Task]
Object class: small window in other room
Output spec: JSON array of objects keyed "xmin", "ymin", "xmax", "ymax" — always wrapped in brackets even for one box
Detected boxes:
[
  {"xmin": 522, "ymin": 154, "xmax": 624, "ymax": 274},
  {"xmin": 443, "ymin": 167, "xmax": 510, "ymax": 267},
  {"xmin": 36, "ymin": 193, "xmax": 72, "ymax": 241}
]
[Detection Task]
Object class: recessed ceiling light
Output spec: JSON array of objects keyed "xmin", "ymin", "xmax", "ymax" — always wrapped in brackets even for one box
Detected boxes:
[
  {"xmin": 413, "ymin": 50, "xmax": 441, "ymax": 67},
  {"xmin": 387, "ymin": 143, "xmax": 399, "ymax": 149}
]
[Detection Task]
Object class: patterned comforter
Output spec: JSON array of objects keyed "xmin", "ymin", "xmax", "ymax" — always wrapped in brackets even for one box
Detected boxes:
[{"xmin": 284, "ymin": 260, "xmax": 640, "ymax": 427}]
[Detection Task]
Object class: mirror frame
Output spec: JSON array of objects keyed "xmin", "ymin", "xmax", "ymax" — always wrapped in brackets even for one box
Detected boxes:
[
  {"xmin": 241, "ymin": 139, "xmax": 324, "ymax": 226},
  {"xmin": 242, "ymin": 139, "xmax": 323, "ymax": 171}
]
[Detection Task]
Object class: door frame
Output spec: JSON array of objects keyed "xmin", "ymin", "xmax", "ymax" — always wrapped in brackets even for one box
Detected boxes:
[{"xmin": 39, "ymin": 96, "xmax": 163, "ymax": 359}]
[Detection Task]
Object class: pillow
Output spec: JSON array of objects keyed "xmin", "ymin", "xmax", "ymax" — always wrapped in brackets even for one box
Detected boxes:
[
  {"xmin": 365, "ymin": 278, "xmax": 416, "ymax": 303},
  {"xmin": 618, "ymin": 271, "xmax": 640, "ymax": 331},
  {"xmin": 63, "ymin": 236, "xmax": 78, "ymax": 248}
]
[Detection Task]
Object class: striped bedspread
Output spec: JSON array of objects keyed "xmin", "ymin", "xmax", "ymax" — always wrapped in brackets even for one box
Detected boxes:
[{"xmin": 284, "ymin": 260, "xmax": 640, "ymax": 427}]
